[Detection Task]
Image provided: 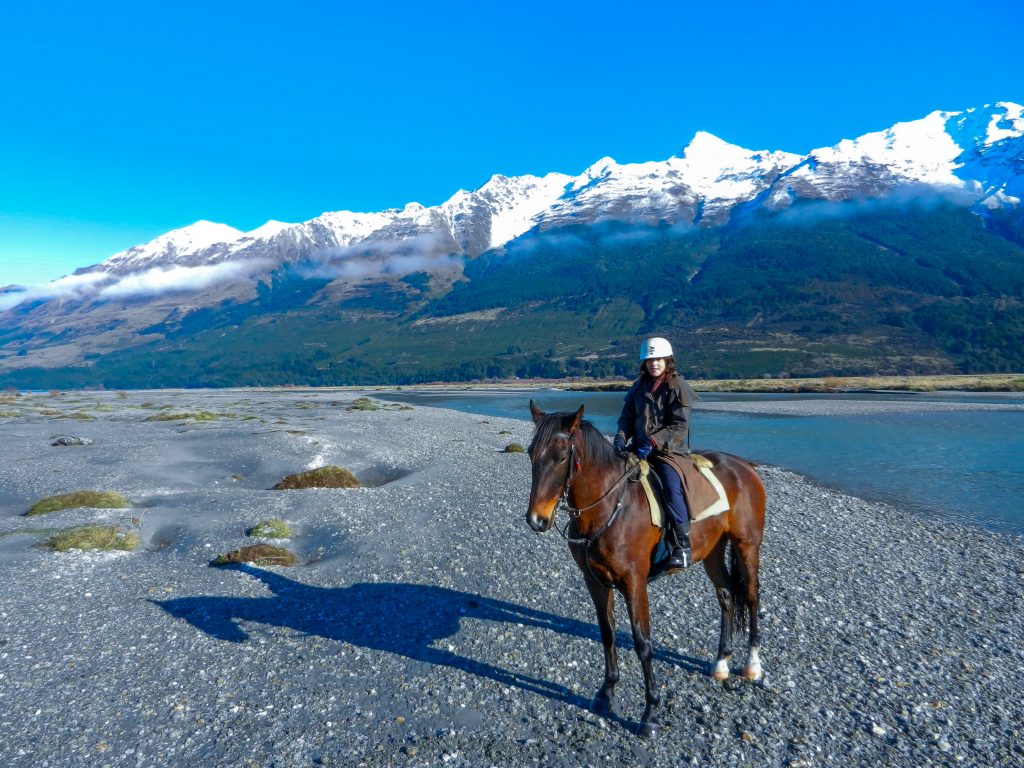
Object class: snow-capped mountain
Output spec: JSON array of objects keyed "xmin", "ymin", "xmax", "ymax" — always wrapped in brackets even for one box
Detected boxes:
[
  {"xmin": 762, "ymin": 103, "xmax": 1024, "ymax": 209},
  {"xmin": 78, "ymin": 101, "xmax": 1023, "ymax": 284},
  {"xmin": 3, "ymin": 102, "xmax": 1024, "ymax": 385}
]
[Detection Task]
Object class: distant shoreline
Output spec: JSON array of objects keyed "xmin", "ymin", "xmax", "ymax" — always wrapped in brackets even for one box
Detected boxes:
[
  {"xmin": 563, "ymin": 372, "xmax": 1024, "ymax": 393},
  {"xmin": 8, "ymin": 372, "xmax": 1024, "ymax": 396}
]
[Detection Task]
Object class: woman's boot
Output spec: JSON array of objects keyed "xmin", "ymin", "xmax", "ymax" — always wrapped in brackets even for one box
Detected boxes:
[{"xmin": 666, "ymin": 520, "xmax": 691, "ymax": 571}]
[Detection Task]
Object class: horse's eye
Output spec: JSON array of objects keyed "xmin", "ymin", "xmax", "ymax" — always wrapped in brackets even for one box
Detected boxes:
[{"xmin": 556, "ymin": 453, "xmax": 568, "ymax": 464}]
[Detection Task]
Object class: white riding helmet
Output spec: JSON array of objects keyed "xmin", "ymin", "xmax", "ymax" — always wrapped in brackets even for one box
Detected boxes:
[{"xmin": 639, "ymin": 337, "xmax": 673, "ymax": 361}]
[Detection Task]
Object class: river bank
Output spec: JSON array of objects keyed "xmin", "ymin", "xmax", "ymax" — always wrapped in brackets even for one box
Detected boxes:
[
  {"xmin": 1, "ymin": 390, "xmax": 1022, "ymax": 766},
  {"xmin": 566, "ymin": 372, "xmax": 1024, "ymax": 393}
]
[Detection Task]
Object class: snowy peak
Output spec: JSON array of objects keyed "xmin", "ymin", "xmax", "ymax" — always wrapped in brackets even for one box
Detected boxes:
[
  {"xmin": 679, "ymin": 131, "xmax": 751, "ymax": 162},
  {"xmin": 772, "ymin": 102, "xmax": 1024, "ymax": 206},
  {"xmin": 811, "ymin": 110, "xmax": 964, "ymax": 186},
  {"xmin": 462, "ymin": 172, "xmax": 572, "ymax": 247},
  {"xmin": 95, "ymin": 220, "xmax": 245, "ymax": 274},
  {"xmin": 675, "ymin": 131, "xmax": 801, "ymax": 199}
]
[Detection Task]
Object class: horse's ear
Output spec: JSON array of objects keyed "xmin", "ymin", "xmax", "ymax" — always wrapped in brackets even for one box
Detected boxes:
[
  {"xmin": 529, "ymin": 400, "xmax": 545, "ymax": 424},
  {"xmin": 568, "ymin": 404, "xmax": 585, "ymax": 433}
]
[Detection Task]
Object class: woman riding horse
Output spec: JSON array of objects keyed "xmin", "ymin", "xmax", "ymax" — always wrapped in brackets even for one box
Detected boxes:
[
  {"xmin": 613, "ymin": 336, "xmax": 698, "ymax": 572},
  {"xmin": 526, "ymin": 362, "xmax": 766, "ymax": 737}
]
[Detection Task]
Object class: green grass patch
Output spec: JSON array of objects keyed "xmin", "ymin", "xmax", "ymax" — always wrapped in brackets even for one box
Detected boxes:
[
  {"xmin": 503, "ymin": 443, "xmax": 526, "ymax": 453},
  {"xmin": 348, "ymin": 397, "xmax": 380, "ymax": 411},
  {"xmin": 26, "ymin": 490, "xmax": 132, "ymax": 516},
  {"xmin": 272, "ymin": 466, "xmax": 361, "ymax": 489},
  {"xmin": 145, "ymin": 411, "xmax": 220, "ymax": 422},
  {"xmin": 246, "ymin": 519, "xmax": 293, "ymax": 539},
  {"xmin": 65, "ymin": 412, "xmax": 96, "ymax": 420},
  {"xmin": 0, "ymin": 410, "xmax": 21, "ymax": 418},
  {"xmin": 46, "ymin": 524, "xmax": 139, "ymax": 552},
  {"xmin": 212, "ymin": 544, "xmax": 297, "ymax": 567}
]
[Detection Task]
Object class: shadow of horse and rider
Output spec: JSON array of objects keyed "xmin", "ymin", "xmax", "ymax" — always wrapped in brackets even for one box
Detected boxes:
[{"xmin": 153, "ymin": 564, "xmax": 705, "ymax": 730}]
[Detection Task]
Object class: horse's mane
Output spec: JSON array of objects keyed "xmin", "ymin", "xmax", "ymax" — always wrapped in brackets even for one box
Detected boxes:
[{"xmin": 531, "ymin": 412, "xmax": 621, "ymax": 468}]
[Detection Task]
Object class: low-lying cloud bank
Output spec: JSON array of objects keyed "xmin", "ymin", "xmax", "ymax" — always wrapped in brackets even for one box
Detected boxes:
[
  {"xmin": 98, "ymin": 260, "xmax": 270, "ymax": 299},
  {"xmin": 0, "ymin": 272, "xmax": 109, "ymax": 311},
  {"xmin": 300, "ymin": 231, "xmax": 463, "ymax": 280},
  {"xmin": 0, "ymin": 260, "xmax": 270, "ymax": 312},
  {"xmin": 0, "ymin": 231, "xmax": 464, "ymax": 312}
]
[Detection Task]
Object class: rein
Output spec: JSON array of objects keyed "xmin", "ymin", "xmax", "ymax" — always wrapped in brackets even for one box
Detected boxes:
[{"xmin": 552, "ymin": 435, "xmax": 637, "ymax": 585}]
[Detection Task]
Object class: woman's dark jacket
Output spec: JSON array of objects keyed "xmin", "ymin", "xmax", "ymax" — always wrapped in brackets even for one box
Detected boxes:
[{"xmin": 615, "ymin": 373, "xmax": 698, "ymax": 457}]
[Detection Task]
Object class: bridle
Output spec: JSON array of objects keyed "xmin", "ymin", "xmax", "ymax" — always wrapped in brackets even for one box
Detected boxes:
[{"xmin": 543, "ymin": 431, "xmax": 638, "ymax": 584}]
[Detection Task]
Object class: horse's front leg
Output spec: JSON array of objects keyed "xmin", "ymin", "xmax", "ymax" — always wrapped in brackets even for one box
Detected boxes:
[
  {"xmin": 584, "ymin": 574, "xmax": 618, "ymax": 716},
  {"xmin": 623, "ymin": 579, "xmax": 660, "ymax": 739}
]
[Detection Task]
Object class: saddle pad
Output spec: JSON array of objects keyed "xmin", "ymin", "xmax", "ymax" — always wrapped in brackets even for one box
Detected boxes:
[
  {"xmin": 692, "ymin": 463, "xmax": 730, "ymax": 521},
  {"xmin": 634, "ymin": 458, "xmax": 663, "ymax": 528},
  {"xmin": 634, "ymin": 454, "xmax": 729, "ymax": 526}
]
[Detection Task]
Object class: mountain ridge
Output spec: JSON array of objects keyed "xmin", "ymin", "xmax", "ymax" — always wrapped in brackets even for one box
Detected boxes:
[
  {"xmin": 12, "ymin": 101, "xmax": 1017, "ymax": 289},
  {"xmin": 2, "ymin": 102, "xmax": 1023, "ymax": 386}
]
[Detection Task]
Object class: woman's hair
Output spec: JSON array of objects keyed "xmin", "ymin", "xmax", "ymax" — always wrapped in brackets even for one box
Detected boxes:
[{"xmin": 639, "ymin": 355, "xmax": 677, "ymax": 381}]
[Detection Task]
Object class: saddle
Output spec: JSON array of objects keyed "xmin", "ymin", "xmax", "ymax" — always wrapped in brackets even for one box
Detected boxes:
[{"xmin": 630, "ymin": 453, "xmax": 730, "ymax": 527}]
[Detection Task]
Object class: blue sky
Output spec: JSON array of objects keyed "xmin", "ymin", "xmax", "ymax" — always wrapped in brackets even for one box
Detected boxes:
[{"xmin": 1, "ymin": 0, "xmax": 1021, "ymax": 286}]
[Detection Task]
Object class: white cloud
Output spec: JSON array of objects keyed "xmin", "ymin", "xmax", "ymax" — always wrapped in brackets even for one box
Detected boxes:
[
  {"xmin": 0, "ymin": 271, "xmax": 110, "ymax": 311},
  {"xmin": 300, "ymin": 230, "xmax": 463, "ymax": 280},
  {"xmin": 98, "ymin": 260, "xmax": 268, "ymax": 299},
  {"xmin": 0, "ymin": 259, "xmax": 272, "ymax": 312}
]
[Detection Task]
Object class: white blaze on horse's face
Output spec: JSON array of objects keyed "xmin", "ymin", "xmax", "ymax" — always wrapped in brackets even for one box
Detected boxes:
[{"xmin": 526, "ymin": 430, "xmax": 571, "ymax": 533}]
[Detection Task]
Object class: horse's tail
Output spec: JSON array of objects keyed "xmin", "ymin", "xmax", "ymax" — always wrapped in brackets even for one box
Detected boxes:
[{"xmin": 728, "ymin": 539, "xmax": 749, "ymax": 634}]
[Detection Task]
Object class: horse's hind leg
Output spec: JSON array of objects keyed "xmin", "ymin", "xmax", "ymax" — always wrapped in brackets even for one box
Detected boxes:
[
  {"xmin": 585, "ymin": 575, "xmax": 618, "ymax": 715},
  {"xmin": 736, "ymin": 542, "xmax": 763, "ymax": 681},
  {"xmin": 702, "ymin": 539, "xmax": 735, "ymax": 681}
]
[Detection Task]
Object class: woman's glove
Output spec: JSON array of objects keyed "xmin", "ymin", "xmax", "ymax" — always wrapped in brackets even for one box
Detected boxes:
[
  {"xmin": 612, "ymin": 434, "xmax": 627, "ymax": 454},
  {"xmin": 635, "ymin": 439, "xmax": 653, "ymax": 460}
]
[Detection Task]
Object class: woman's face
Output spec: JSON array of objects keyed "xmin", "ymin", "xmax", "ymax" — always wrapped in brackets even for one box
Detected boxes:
[{"xmin": 645, "ymin": 357, "xmax": 667, "ymax": 377}]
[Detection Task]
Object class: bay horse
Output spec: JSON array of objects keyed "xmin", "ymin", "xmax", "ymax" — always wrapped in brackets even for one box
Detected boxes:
[{"xmin": 526, "ymin": 401, "xmax": 766, "ymax": 738}]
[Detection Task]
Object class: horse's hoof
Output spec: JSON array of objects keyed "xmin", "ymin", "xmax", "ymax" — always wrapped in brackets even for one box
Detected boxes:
[
  {"xmin": 636, "ymin": 721, "xmax": 658, "ymax": 740},
  {"xmin": 713, "ymin": 658, "xmax": 731, "ymax": 681}
]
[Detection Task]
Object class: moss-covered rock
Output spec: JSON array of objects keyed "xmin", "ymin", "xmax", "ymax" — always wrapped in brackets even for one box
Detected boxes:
[
  {"xmin": 246, "ymin": 519, "xmax": 293, "ymax": 539},
  {"xmin": 272, "ymin": 466, "xmax": 361, "ymax": 490},
  {"xmin": 26, "ymin": 490, "xmax": 132, "ymax": 516},
  {"xmin": 212, "ymin": 544, "xmax": 298, "ymax": 567},
  {"xmin": 46, "ymin": 525, "xmax": 139, "ymax": 552},
  {"xmin": 503, "ymin": 443, "xmax": 526, "ymax": 453}
]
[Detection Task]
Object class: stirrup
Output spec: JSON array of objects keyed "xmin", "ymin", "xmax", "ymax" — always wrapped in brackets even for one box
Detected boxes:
[{"xmin": 665, "ymin": 546, "xmax": 691, "ymax": 572}]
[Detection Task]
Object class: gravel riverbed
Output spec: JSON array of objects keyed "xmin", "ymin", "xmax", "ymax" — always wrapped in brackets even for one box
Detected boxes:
[{"xmin": 0, "ymin": 389, "xmax": 1022, "ymax": 767}]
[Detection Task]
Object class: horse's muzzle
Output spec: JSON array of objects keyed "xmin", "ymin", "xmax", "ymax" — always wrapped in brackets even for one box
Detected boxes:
[{"xmin": 526, "ymin": 509, "xmax": 553, "ymax": 533}]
